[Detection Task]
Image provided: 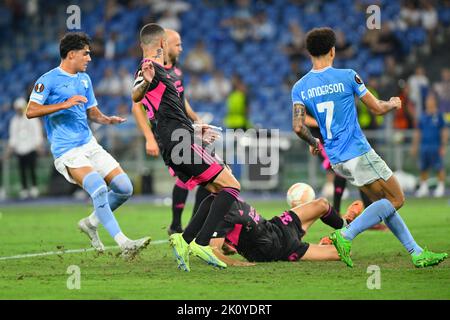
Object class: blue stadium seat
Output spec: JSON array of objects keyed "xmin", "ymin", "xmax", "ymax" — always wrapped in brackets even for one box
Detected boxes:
[{"xmin": 0, "ymin": 0, "xmax": 441, "ymax": 135}]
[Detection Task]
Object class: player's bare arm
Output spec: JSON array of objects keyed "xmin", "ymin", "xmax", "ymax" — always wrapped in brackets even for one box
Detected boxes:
[
  {"xmin": 301, "ymin": 244, "xmax": 340, "ymax": 261},
  {"xmin": 131, "ymin": 60, "xmax": 154, "ymax": 103},
  {"xmin": 184, "ymin": 98, "xmax": 201, "ymax": 123},
  {"xmin": 87, "ymin": 106, "xmax": 126, "ymax": 125},
  {"xmin": 305, "ymin": 113, "xmax": 319, "ymax": 128},
  {"xmin": 292, "ymin": 103, "xmax": 320, "ymax": 155},
  {"xmin": 209, "ymin": 238, "xmax": 256, "ymax": 267},
  {"xmin": 360, "ymin": 91, "xmax": 402, "ymax": 115},
  {"xmin": 131, "ymin": 101, "xmax": 160, "ymax": 157},
  {"xmin": 26, "ymin": 95, "xmax": 87, "ymax": 119}
]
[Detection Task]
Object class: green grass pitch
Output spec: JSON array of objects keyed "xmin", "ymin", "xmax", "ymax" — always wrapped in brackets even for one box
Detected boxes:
[{"xmin": 0, "ymin": 198, "xmax": 449, "ymax": 300}]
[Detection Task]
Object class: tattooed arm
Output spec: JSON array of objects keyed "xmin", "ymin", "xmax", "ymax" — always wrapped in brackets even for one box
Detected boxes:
[
  {"xmin": 132, "ymin": 60, "xmax": 154, "ymax": 103},
  {"xmin": 292, "ymin": 103, "xmax": 320, "ymax": 155}
]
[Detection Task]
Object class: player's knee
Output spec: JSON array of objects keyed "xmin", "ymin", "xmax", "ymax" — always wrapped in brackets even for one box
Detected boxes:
[
  {"xmin": 221, "ymin": 177, "xmax": 240, "ymax": 191},
  {"xmin": 110, "ymin": 173, "xmax": 133, "ymax": 197},
  {"xmin": 83, "ymin": 172, "xmax": 108, "ymax": 198},
  {"xmin": 120, "ymin": 181, "xmax": 133, "ymax": 198},
  {"xmin": 391, "ymin": 194, "xmax": 405, "ymax": 210},
  {"xmin": 316, "ymin": 197, "xmax": 329, "ymax": 213},
  {"xmin": 231, "ymin": 180, "xmax": 241, "ymax": 191}
]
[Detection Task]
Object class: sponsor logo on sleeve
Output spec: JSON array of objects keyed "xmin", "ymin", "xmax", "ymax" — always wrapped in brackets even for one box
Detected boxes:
[{"xmin": 355, "ymin": 74, "xmax": 363, "ymax": 85}]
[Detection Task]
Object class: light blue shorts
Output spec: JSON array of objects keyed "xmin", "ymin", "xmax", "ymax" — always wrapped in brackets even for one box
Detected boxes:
[{"xmin": 332, "ymin": 149, "xmax": 393, "ymax": 187}]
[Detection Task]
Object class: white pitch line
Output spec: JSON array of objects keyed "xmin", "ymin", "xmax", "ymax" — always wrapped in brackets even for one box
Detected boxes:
[{"xmin": 0, "ymin": 239, "xmax": 168, "ymax": 261}]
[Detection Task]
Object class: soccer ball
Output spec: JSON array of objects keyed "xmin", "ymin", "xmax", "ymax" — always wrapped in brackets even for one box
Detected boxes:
[{"xmin": 286, "ymin": 182, "xmax": 316, "ymax": 208}]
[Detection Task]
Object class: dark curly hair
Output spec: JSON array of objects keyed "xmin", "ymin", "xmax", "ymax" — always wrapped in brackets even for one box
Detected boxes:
[
  {"xmin": 306, "ymin": 27, "xmax": 336, "ymax": 57},
  {"xmin": 60, "ymin": 32, "xmax": 91, "ymax": 59}
]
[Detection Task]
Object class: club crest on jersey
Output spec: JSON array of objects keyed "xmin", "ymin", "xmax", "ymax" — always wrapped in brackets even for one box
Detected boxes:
[
  {"xmin": 81, "ymin": 79, "xmax": 88, "ymax": 88},
  {"xmin": 355, "ymin": 74, "xmax": 363, "ymax": 84},
  {"xmin": 34, "ymin": 83, "xmax": 45, "ymax": 93}
]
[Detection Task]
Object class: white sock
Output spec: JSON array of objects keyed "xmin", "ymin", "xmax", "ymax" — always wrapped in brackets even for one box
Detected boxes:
[
  {"xmin": 114, "ymin": 232, "xmax": 130, "ymax": 247},
  {"xmin": 88, "ymin": 212, "xmax": 100, "ymax": 227}
]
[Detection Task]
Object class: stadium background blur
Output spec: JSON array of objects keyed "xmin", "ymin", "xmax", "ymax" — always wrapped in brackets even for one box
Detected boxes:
[{"xmin": 1, "ymin": 0, "xmax": 449, "ymax": 200}]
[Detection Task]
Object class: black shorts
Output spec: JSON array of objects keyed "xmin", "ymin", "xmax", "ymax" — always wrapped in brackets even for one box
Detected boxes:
[
  {"xmin": 269, "ymin": 211, "xmax": 310, "ymax": 261},
  {"xmin": 168, "ymin": 142, "xmax": 224, "ymax": 190}
]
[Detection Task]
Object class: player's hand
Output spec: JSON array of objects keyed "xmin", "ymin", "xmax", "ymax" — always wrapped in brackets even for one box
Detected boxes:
[
  {"xmin": 389, "ymin": 97, "xmax": 402, "ymax": 110},
  {"xmin": 141, "ymin": 59, "xmax": 155, "ymax": 83},
  {"xmin": 231, "ymin": 260, "xmax": 256, "ymax": 267},
  {"xmin": 439, "ymin": 146, "xmax": 446, "ymax": 157},
  {"xmin": 64, "ymin": 95, "xmax": 88, "ymax": 108},
  {"xmin": 195, "ymin": 124, "xmax": 221, "ymax": 145},
  {"xmin": 203, "ymin": 128, "xmax": 221, "ymax": 145},
  {"xmin": 309, "ymin": 138, "xmax": 321, "ymax": 156},
  {"xmin": 146, "ymin": 139, "xmax": 160, "ymax": 157},
  {"xmin": 108, "ymin": 116, "xmax": 127, "ymax": 125}
]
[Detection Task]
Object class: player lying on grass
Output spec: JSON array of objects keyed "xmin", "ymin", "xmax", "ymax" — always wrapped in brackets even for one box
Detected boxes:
[
  {"xmin": 175, "ymin": 192, "xmax": 447, "ymax": 269},
  {"xmin": 171, "ymin": 189, "xmax": 362, "ymax": 269},
  {"xmin": 291, "ymin": 27, "xmax": 447, "ymax": 268}
]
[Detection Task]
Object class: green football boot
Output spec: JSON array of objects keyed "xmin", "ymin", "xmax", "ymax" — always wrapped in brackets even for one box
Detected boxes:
[
  {"xmin": 189, "ymin": 241, "xmax": 227, "ymax": 269},
  {"xmin": 169, "ymin": 233, "xmax": 190, "ymax": 272},
  {"xmin": 330, "ymin": 229, "xmax": 354, "ymax": 268},
  {"xmin": 412, "ymin": 248, "xmax": 448, "ymax": 268}
]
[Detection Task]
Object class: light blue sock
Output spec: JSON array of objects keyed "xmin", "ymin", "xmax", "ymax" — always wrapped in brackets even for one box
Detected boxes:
[
  {"xmin": 342, "ymin": 199, "xmax": 387, "ymax": 240},
  {"xmin": 342, "ymin": 199, "xmax": 423, "ymax": 255},
  {"xmin": 88, "ymin": 173, "xmax": 133, "ymax": 227},
  {"xmin": 107, "ymin": 173, "xmax": 133, "ymax": 211},
  {"xmin": 384, "ymin": 210, "xmax": 423, "ymax": 255},
  {"xmin": 83, "ymin": 172, "xmax": 121, "ymax": 238}
]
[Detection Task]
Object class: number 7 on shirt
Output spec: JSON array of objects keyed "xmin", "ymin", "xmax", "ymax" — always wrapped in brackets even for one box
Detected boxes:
[{"xmin": 317, "ymin": 101, "xmax": 334, "ymax": 139}]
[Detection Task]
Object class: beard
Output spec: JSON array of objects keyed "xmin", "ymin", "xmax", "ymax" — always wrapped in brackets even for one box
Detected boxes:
[{"xmin": 168, "ymin": 54, "xmax": 178, "ymax": 66}]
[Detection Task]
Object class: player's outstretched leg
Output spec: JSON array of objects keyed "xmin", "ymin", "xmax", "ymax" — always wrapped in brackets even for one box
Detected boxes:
[
  {"xmin": 185, "ymin": 193, "xmax": 227, "ymax": 269},
  {"xmin": 79, "ymin": 171, "xmax": 134, "ymax": 252},
  {"xmin": 333, "ymin": 196, "xmax": 447, "ymax": 268},
  {"xmin": 189, "ymin": 240, "xmax": 227, "ymax": 269},
  {"xmin": 169, "ymin": 233, "xmax": 190, "ymax": 271},
  {"xmin": 358, "ymin": 189, "xmax": 388, "ymax": 231},
  {"xmin": 319, "ymin": 200, "xmax": 364, "ymax": 245},
  {"xmin": 191, "ymin": 186, "xmax": 211, "ymax": 220},
  {"xmin": 74, "ymin": 169, "xmax": 150, "ymax": 259},
  {"xmin": 169, "ymin": 194, "xmax": 216, "ymax": 271},
  {"xmin": 329, "ymin": 229, "xmax": 353, "ymax": 267},
  {"xmin": 168, "ymin": 180, "xmax": 189, "ymax": 235},
  {"xmin": 333, "ymin": 174, "xmax": 347, "ymax": 213},
  {"xmin": 411, "ymin": 249, "xmax": 448, "ymax": 268},
  {"xmin": 120, "ymin": 236, "xmax": 152, "ymax": 260},
  {"xmin": 78, "ymin": 217, "xmax": 105, "ymax": 252},
  {"xmin": 183, "ymin": 169, "xmax": 239, "ymax": 269}
]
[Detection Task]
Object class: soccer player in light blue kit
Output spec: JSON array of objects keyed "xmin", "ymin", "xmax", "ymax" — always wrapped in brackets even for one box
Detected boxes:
[
  {"xmin": 26, "ymin": 32, "xmax": 150, "ymax": 258},
  {"xmin": 291, "ymin": 27, "xmax": 447, "ymax": 268}
]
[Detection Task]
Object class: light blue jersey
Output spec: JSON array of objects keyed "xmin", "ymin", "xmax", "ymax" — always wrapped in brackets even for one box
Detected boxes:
[
  {"xmin": 29, "ymin": 67, "xmax": 97, "ymax": 158},
  {"xmin": 292, "ymin": 66, "xmax": 371, "ymax": 164}
]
